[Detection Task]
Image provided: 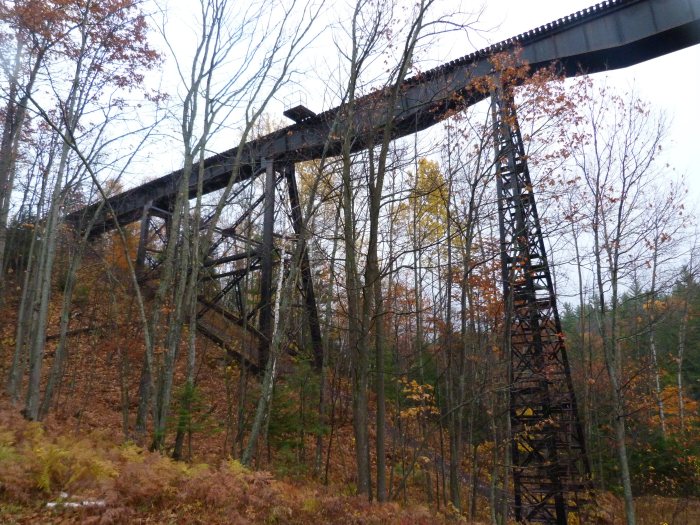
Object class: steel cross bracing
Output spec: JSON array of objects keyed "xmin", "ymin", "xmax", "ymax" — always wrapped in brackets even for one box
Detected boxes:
[
  {"xmin": 492, "ymin": 85, "xmax": 589, "ymax": 524},
  {"xmin": 64, "ymin": 0, "xmax": 700, "ymax": 520},
  {"xmin": 133, "ymin": 160, "xmax": 323, "ymax": 372}
]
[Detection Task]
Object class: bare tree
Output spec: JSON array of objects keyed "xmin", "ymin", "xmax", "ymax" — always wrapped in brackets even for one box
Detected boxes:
[
  {"xmin": 334, "ymin": 0, "xmax": 443, "ymax": 499},
  {"xmin": 0, "ymin": 0, "xmax": 55, "ymax": 295},
  {"xmin": 566, "ymin": 85, "xmax": 668, "ymax": 525},
  {"xmin": 138, "ymin": 0, "xmax": 322, "ymax": 451},
  {"xmin": 5, "ymin": 0, "xmax": 159, "ymax": 421}
]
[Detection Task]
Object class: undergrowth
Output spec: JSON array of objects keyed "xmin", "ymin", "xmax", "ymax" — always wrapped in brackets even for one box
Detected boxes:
[
  {"xmin": 2, "ymin": 404, "xmax": 698, "ymax": 524},
  {"xmin": 0, "ymin": 406, "xmax": 451, "ymax": 524}
]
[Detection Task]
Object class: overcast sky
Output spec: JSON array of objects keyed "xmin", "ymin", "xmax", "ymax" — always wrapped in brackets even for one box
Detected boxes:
[
  {"xmin": 157, "ymin": 0, "xmax": 699, "ymax": 208},
  {"xmin": 482, "ymin": 0, "xmax": 700, "ymax": 296},
  {"xmin": 478, "ymin": 0, "xmax": 700, "ymax": 209},
  {"xmin": 317, "ymin": 0, "xmax": 699, "ymax": 203}
]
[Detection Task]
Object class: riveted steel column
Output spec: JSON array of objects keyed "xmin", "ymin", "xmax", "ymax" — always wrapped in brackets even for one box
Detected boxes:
[
  {"xmin": 283, "ymin": 163, "xmax": 324, "ymax": 369},
  {"xmin": 135, "ymin": 201, "xmax": 152, "ymax": 274}
]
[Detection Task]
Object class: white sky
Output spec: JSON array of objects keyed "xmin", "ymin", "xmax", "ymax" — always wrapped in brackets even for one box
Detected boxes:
[
  {"xmin": 132, "ymin": 0, "xmax": 698, "ymax": 302},
  {"xmin": 482, "ymin": 0, "xmax": 700, "ymax": 210},
  {"xmin": 151, "ymin": 0, "xmax": 699, "ymax": 208},
  {"xmin": 476, "ymin": 0, "xmax": 700, "ymax": 297},
  {"xmin": 308, "ymin": 0, "xmax": 699, "ymax": 206}
]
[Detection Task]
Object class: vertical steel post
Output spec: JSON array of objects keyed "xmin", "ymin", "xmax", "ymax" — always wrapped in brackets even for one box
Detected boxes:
[
  {"xmin": 135, "ymin": 201, "xmax": 152, "ymax": 274},
  {"xmin": 258, "ymin": 158, "xmax": 276, "ymax": 367},
  {"xmin": 491, "ymin": 83, "xmax": 589, "ymax": 524},
  {"xmin": 283, "ymin": 163, "xmax": 324, "ymax": 369}
]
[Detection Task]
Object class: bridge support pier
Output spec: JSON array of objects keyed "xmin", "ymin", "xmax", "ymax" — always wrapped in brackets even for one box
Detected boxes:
[
  {"xmin": 283, "ymin": 163, "xmax": 324, "ymax": 369},
  {"xmin": 491, "ymin": 83, "xmax": 589, "ymax": 524},
  {"xmin": 135, "ymin": 203, "xmax": 151, "ymax": 274},
  {"xmin": 257, "ymin": 159, "xmax": 276, "ymax": 367},
  {"xmin": 131, "ymin": 158, "xmax": 324, "ymax": 373}
]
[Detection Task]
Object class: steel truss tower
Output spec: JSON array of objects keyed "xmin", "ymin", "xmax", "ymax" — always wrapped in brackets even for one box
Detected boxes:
[
  {"xmin": 133, "ymin": 160, "xmax": 323, "ymax": 372},
  {"xmin": 491, "ymin": 84, "xmax": 589, "ymax": 523}
]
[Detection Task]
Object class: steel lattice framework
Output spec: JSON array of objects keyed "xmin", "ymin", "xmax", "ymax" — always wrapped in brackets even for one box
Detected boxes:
[
  {"xmin": 131, "ymin": 161, "xmax": 323, "ymax": 373},
  {"xmin": 65, "ymin": 1, "xmax": 700, "ymax": 522},
  {"xmin": 492, "ymin": 85, "xmax": 589, "ymax": 523}
]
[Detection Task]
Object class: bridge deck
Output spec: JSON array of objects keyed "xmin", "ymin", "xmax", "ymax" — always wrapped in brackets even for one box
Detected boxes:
[{"xmin": 67, "ymin": 0, "xmax": 700, "ymax": 234}]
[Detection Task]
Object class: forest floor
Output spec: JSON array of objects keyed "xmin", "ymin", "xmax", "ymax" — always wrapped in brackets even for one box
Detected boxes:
[
  {"xmin": 0, "ymin": 400, "xmax": 478, "ymax": 524},
  {"xmin": 2, "ymin": 384, "xmax": 700, "ymax": 525},
  {"xmin": 1, "ymin": 274, "xmax": 700, "ymax": 524}
]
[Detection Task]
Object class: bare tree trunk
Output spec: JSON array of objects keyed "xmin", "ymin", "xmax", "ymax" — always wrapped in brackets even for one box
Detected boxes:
[
  {"xmin": 676, "ymin": 261, "xmax": 695, "ymax": 433},
  {"xmin": 647, "ymin": 248, "xmax": 666, "ymax": 437},
  {"xmin": 374, "ymin": 271, "xmax": 387, "ymax": 501},
  {"xmin": 341, "ymin": 159, "xmax": 372, "ymax": 495},
  {"xmin": 316, "ymin": 207, "xmax": 340, "ymax": 476},
  {"xmin": 39, "ymin": 237, "xmax": 81, "ymax": 418},
  {"xmin": 148, "ymin": 158, "xmax": 190, "ymax": 448},
  {"xmin": 40, "ymin": 190, "xmax": 108, "ymax": 418},
  {"xmin": 24, "ymin": 138, "xmax": 71, "ymax": 420},
  {"xmin": 242, "ymin": 245, "xmax": 286, "ymax": 465},
  {"xmin": 151, "ymin": 193, "xmax": 190, "ymax": 450},
  {"xmin": 0, "ymin": 43, "xmax": 45, "ymax": 298},
  {"xmin": 135, "ymin": 352, "xmax": 151, "ymax": 438},
  {"xmin": 594, "ymin": 231, "xmax": 636, "ymax": 525},
  {"xmin": 7, "ymin": 171, "xmax": 47, "ymax": 400},
  {"xmin": 173, "ymin": 143, "xmax": 208, "ymax": 460}
]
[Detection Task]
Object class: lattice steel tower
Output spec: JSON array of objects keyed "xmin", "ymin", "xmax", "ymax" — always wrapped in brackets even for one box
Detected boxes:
[{"xmin": 491, "ymin": 83, "xmax": 589, "ymax": 524}]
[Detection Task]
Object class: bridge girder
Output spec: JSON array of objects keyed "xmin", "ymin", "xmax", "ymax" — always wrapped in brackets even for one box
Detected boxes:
[{"xmin": 67, "ymin": 0, "xmax": 700, "ymax": 237}]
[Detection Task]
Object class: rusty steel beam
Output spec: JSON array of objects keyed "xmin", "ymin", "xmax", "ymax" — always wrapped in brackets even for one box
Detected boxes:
[
  {"xmin": 67, "ymin": 0, "xmax": 700, "ymax": 235},
  {"xmin": 257, "ymin": 159, "xmax": 276, "ymax": 367},
  {"xmin": 283, "ymin": 163, "xmax": 324, "ymax": 369}
]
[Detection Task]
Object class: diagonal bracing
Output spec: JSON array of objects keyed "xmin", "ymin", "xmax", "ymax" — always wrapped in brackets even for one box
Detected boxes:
[{"xmin": 492, "ymin": 83, "xmax": 589, "ymax": 524}]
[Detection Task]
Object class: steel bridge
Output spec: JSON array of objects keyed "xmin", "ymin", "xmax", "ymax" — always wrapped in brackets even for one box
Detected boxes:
[{"xmin": 66, "ymin": 0, "xmax": 700, "ymax": 522}]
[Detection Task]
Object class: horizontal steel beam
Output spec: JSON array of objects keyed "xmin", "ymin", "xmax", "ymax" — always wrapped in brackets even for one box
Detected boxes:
[
  {"xmin": 203, "ymin": 249, "xmax": 259, "ymax": 267},
  {"xmin": 67, "ymin": 0, "xmax": 700, "ymax": 235}
]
